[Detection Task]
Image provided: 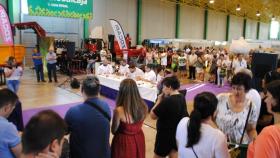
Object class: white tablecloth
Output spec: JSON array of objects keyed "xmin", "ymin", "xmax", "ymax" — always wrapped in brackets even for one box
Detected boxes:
[{"xmin": 97, "ymin": 75, "xmax": 158, "ymax": 102}]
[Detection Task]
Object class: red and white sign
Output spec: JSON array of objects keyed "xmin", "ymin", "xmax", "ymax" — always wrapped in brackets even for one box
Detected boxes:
[{"xmin": 0, "ymin": 4, "xmax": 13, "ymax": 45}]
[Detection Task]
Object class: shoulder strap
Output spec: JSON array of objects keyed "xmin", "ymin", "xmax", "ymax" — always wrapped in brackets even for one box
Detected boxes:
[
  {"xmin": 192, "ymin": 146, "xmax": 199, "ymax": 158},
  {"xmin": 84, "ymin": 100, "xmax": 111, "ymax": 122},
  {"xmin": 239, "ymin": 102, "xmax": 252, "ymax": 144}
]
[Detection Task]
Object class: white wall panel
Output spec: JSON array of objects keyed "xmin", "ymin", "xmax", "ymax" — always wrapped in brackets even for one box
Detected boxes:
[
  {"xmin": 207, "ymin": 11, "xmax": 226, "ymax": 41},
  {"xmin": 90, "ymin": 0, "xmax": 137, "ymax": 45},
  {"xmin": 179, "ymin": 5, "xmax": 204, "ymax": 39},
  {"xmin": 246, "ymin": 19, "xmax": 257, "ymax": 39},
  {"xmin": 259, "ymin": 22, "xmax": 269, "ymax": 40},
  {"xmin": 229, "ymin": 15, "xmax": 243, "ymax": 41},
  {"xmin": 142, "ymin": 0, "xmax": 175, "ymax": 39}
]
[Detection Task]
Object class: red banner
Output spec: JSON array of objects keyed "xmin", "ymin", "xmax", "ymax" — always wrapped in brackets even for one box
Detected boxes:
[{"xmin": 0, "ymin": 4, "xmax": 13, "ymax": 45}]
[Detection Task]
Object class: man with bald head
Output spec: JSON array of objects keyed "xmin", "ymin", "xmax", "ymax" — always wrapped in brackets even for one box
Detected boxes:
[{"xmin": 46, "ymin": 48, "xmax": 57, "ymax": 83}]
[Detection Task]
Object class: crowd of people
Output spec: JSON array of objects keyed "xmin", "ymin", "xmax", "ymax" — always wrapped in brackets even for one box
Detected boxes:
[
  {"xmin": 1, "ymin": 43, "xmax": 280, "ymax": 158},
  {"xmin": 139, "ymin": 46, "xmax": 253, "ymax": 87},
  {"xmin": 81, "ymin": 45, "xmax": 256, "ymax": 90},
  {"xmin": 23, "ymin": 43, "xmax": 261, "ymax": 93}
]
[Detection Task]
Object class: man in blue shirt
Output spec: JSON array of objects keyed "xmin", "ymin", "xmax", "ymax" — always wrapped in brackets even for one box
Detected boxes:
[
  {"xmin": 32, "ymin": 48, "xmax": 46, "ymax": 82},
  {"xmin": 65, "ymin": 76, "xmax": 111, "ymax": 158},
  {"xmin": 0, "ymin": 89, "xmax": 21, "ymax": 158}
]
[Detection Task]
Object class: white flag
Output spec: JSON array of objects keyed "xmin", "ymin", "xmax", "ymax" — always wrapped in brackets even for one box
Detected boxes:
[{"xmin": 109, "ymin": 19, "xmax": 128, "ymax": 50}]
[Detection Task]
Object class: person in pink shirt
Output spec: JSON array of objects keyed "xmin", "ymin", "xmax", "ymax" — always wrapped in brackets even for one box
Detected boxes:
[{"xmin": 247, "ymin": 80, "xmax": 280, "ymax": 158}]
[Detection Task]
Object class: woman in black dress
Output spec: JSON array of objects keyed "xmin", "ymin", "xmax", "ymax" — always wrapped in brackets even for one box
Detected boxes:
[{"xmin": 150, "ymin": 76, "xmax": 189, "ymax": 158}]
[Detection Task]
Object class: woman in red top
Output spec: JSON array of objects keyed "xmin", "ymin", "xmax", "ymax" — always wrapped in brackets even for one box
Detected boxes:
[
  {"xmin": 111, "ymin": 79, "xmax": 148, "ymax": 158},
  {"xmin": 247, "ymin": 80, "xmax": 280, "ymax": 158}
]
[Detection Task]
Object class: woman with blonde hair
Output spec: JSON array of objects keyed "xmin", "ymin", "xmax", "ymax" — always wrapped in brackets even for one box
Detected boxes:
[{"xmin": 111, "ymin": 78, "xmax": 148, "ymax": 158}]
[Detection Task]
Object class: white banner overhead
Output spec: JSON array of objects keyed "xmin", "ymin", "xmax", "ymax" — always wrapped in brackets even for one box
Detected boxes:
[{"xmin": 109, "ymin": 19, "xmax": 128, "ymax": 50}]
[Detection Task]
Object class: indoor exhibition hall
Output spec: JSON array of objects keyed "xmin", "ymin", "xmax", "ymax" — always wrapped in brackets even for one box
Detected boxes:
[{"xmin": 1, "ymin": 0, "xmax": 280, "ymax": 158}]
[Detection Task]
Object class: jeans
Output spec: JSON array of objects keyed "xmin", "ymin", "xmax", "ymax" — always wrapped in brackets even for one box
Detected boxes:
[
  {"xmin": 35, "ymin": 64, "xmax": 45, "ymax": 81},
  {"xmin": 7, "ymin": 80, "xmax": 20, "ymax": 93},
  {"xmin": 47, "ymin": 63, "xmax": 57, "ymax": 82}
]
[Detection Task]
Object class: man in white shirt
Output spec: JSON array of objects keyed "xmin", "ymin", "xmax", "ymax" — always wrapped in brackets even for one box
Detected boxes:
[
  {"xmin": 97, "ymin": 58, "xmax": 114, "ymax": 75},
  {"xmin": 232, "ymin": 54, "xmax": 247, "ymax": 74},
  {"xmin": 127, "ymin": 62, "xmax": 144, "ymax": 80},
  {"xmin": 46, "ymin": 48, "xmax": 57, "ymax": 83},
  {"xmin": 141, "ymin": 64, "xmax": 156, "ymax": 83},
  {"xmin": 118, "ymin": 59, "xmax": 129, "ymax": 75},
  {"xmin": 188, "ymin": 50, "xmax": 197, "ymax": 80}
]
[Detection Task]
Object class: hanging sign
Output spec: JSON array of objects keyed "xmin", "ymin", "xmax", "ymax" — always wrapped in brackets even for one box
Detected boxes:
[{"xmin": 27, "ymin": 0, "xmax": 93, "ymax": 19}]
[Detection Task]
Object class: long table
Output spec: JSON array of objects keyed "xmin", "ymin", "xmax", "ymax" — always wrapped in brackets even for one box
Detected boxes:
[{"xmin": 97, "ymin": 75, "xmax": 158, "ymax": 109}]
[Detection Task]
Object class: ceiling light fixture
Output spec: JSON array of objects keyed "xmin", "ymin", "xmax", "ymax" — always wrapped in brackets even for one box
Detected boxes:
[
  {"xmin": 209, "ymin": 0, "xmax": 214, "ymax": 4},
  {"xmin": 236, "ymin": 4, "xmax": 241, "ymax": 11},
  {"xmin": 256, "ymin": 11, "xmax": 261, "ymax": 17}
]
